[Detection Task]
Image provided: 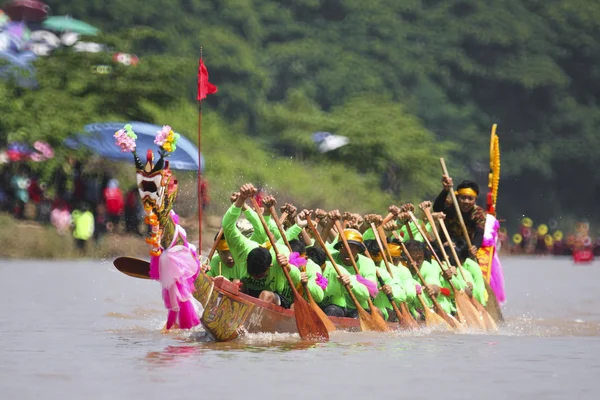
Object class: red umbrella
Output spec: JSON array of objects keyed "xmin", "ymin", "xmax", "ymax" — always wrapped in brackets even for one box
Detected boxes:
[{"xmin": 2, "ymin": 0, "xmax": 50, "ymax": 22}]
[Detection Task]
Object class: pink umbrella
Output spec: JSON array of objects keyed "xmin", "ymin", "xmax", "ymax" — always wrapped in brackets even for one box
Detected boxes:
[{"xmin": 2, "ymin": 0, "xmax": 50, "ymax": 22}]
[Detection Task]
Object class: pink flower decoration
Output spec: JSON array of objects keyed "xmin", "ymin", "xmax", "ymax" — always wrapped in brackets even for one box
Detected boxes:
[
  {"xmin": 154, "ymin": 125, "xmax": 171, "ymax": 146},
  {"xmin": 315, "ymin": 273, "xmax": 328, "ymax": 290},
  {"xmin": 114, "ymin": 129, "xmax": 136, "ymax": 152},
  {"xmin": 415, "ymin": 284, "xmax": 422, "ymax": 295},
  {"xmin": 288, "ymin": 252, "xmax": 307, "ymax": 268}
]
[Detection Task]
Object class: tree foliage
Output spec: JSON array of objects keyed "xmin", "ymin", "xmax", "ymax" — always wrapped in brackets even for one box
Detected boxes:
[{"xmin": 2, "ymin": 0, "xmax": 600, "ymax": 228}]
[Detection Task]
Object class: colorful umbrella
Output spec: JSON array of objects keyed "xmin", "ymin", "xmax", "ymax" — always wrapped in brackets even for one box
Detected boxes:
[
  {"xmin": 42, "ymin": 15, "xmax": 99, "ymax": 36},
  {"xmin": 2, "ymin": 0, "xmax": 50, "ymax": 22},
  {"xmin": 65, "ymin": 122, "xmax": 205, "ymax": 172}
]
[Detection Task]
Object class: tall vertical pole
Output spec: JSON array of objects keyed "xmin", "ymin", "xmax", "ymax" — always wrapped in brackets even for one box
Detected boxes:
[{"xmin": 197, "ymin": 47, "xmax": 203, "ymax": 254}]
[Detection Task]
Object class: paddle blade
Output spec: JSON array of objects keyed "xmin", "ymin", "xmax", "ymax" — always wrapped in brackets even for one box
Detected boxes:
[
  {"xmin": 484, "ymin": 281, "xmax": 505, "ymax": 323},
  {"xmin": 473, "ymin": 299, "xmax": 498, "ymax": 331},
  {"xmin": 113, "ymin": 257, "xmax": 151, "ymax": 279},
  {"xmin": 455, "ymin": 291, "xmax": 486, "ymax": 331},
  {"xmin": 400, "ymin": 303, "xmax": 420, "ymax": 330},
  {"xmin": 307, "ymin": 296, "xmax": 336, "ymax": 333},
  {"xmin": 293, "ymin": 294, "xmax": 330, "ymax": 341},
  {"xmin": 356, "ymin": 305, "xmax": 391, "ymax": 332},
  {"xmin": 357, "ymin": 307, "xmax": 376, "ymax": 331},
  {"xmin": 423, "ymin": 308, "xmax": 452, "ymax": 331}
]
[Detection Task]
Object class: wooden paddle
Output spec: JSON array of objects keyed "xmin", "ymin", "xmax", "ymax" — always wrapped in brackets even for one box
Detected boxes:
[
  {"xmin": 268, "ymin": 206, "xmax": 336, "ymax": 333},
  {"xmin": 114, "ymin": 256, "xmax": 151, "ymax": 279},
  {"xmin": 440, "ymin": 157, "xmax": 505, "ymax": 325},
  {"xmin": 436, "ymin": 216, "xmax": 498, "ymax": 331},
  {"xmin": 306, "ymin": 216, "xmax": 385, "ymax": 332},
  {"xmin": 250, "ymin": 198, "xmax": 329, "ymax": 341},
  {"xmin": 392, "ymin": 236, "xmax": 453, "ymax": 331},
  {"xmin": 418, "ymin": 207, "xmax": 486, "ymax": 331},
  {"xmin": 369, "ymin": 222, "xmax": 419, "ymax": 330},
  {"xmin": 439, "ymin": 158, "xmax": 472, "ymax": 247},
  {"xmin": 405, "ymin": 212, "xmax": 466, "ymax": 331},
  {"xmin": 333, "ymin": 220, "xmax": 391, "ymax": 331},
  {"xmin": 203, "ymin": 228, "xmax": 223, "ymax": 266}
]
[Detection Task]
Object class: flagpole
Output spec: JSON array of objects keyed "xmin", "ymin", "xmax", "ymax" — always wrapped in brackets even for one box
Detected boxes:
[{"xmin": 197, "ymin": 47, "xmax": 203, "ymax": 256}]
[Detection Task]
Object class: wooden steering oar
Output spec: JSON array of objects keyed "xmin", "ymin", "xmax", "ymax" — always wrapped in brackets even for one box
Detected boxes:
[
  {"xmin": 369, "ymin": 222, "xmax": 419, "ymax": 330},
  {"xmin": 391, "ymin": 234, "xmax": 453, "ymax": 331},
  {"xmin": 333, "ymin": 220, "xmax": 391, "ymax": 331},
  {"xmin": 114, "ymin": 225, "xmax": 225, "ymax": 280},
  {"xmin": 437, "ymin": 216, "xmax": 498, "ymax": 331},
  {"xmin": 268, "ymin": 206, "xmax": 336, "ymax": 333},
  {"xmin": 307, "ymin": 216, "xmax": 386, "ymax": 332},
  {"xmin": 251, "ymin": 198, "xmax": 329, "ymax": 341},
  {"xmin": 419, "ymin": 208, "xmax": 486, "ymax": 331},
  {"xmin": 113, "ymin": 256, "xmax": 151, "ymax": 279}
]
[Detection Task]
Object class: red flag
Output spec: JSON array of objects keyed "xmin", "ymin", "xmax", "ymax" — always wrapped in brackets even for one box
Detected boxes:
[{"xmin": 197, "ymin": 59, "xmax": 218, "ymax": 101}]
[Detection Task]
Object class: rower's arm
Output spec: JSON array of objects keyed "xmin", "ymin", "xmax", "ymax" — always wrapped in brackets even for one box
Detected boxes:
[
  {"xmin": 244, "ymin": 208, "xmax": 265, "ymax": 242},
  {"xmin": 433, "ymin": 189, "xmax": 449, "ymax": 212},
  {"xmin": 222, "ymin": 204, "xmax": 258, "ymax": 260},
  {"xmin": 284, "ymin": 223, "xmax": 303, "ymax": 241},
  {"xmin": 380, "ymin": 268, "xmax": 407, "ymax": 303},
  {"xmin": 304, "ymin": 260, "xmax": 325, "ymax": 303}
]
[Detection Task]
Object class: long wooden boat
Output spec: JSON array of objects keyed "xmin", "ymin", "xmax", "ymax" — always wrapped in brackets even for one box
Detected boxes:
[
  {"xmin": 193, "ymin": 270, "xmax": 398, "ymax": 341},
  {"xmin": 193, "ymin": 271, "xmax": 505, "ymax": 341}
]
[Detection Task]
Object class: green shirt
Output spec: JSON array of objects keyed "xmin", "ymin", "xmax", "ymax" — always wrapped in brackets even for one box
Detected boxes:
[
  {"xmin": 222, "ymin": 204, "xmax": 301, "ymax": 305},
  {"xmin": 331, "ymin": 251, "xmax": 375, "ymax": 310},
  {"xmin": 72, "ymin": 210, "xmax": 94, "ymax": 240},
  {"xmin": 463, "ymin": 257, "xmax": 486, "ymax": 306},
  {"xmin": 373, "ymin": 267, "xmax": 407, "ymax": 320},
  {"xmin": 207, "ymin": 254, "xmax": 246, "ymax": 281},
  {"xmin": 317, "ymin": 261, "xmax": 356, "ymax": 308}
]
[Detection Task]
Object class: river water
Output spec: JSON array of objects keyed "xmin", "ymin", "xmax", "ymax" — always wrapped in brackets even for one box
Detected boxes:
[{"xmin": 1, "ymin": 257, "xmax": 599, "ymax": 399}]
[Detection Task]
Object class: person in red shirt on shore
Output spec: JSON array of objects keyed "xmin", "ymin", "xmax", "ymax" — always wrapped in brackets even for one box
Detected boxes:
[{"xmin": 103, "ymin": 179, "xmax": 124, "ymax": 233}]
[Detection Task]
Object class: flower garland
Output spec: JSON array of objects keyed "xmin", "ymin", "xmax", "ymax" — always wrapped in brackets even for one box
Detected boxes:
[{"xmin": 144, "ymin": 205, "xmax": 163, "ymax": 257}]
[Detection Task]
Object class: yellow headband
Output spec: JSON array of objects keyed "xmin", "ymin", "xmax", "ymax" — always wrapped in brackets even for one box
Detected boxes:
[
  {"xmin": 216, "ymin": 239, "xmax": 229, "ymax": 252},
  {"xmin": 456, "ymin": 188, "xmax": 478, "ymax": 198},
  {"xmin": 388, "ymin": 243, "xmax": 401, "ymax": 257}
]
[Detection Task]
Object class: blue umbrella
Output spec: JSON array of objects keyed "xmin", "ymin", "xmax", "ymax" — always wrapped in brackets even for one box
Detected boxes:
[{"xmin": 65, "ymin": 122, "xmax": 205, "ymax": 172}]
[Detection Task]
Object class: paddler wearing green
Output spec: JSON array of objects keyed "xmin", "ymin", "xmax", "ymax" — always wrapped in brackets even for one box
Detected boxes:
[
  {"xmin": 222, "ymin": 194, "xmax": 301, "ymax": 309},
  {"xmin": 363, "ymin": 239, "xmax": 408, "ymax": 320},
  {"xmin": 206, "ymin": 232, "xmax": 247, "ymax": 281},
  {"xmin": 402, "ymin": 240, "xmax": 455, "ymax": 317},
  {"xmin": 306, "ymin": 246, "xmax": 360, "ymax": 317},
  {"xmin": 431, "ymin": 241, "xmax": 476, "ymax": 311},
  {"xmin": 373, "ymin": 267, "xmax": 406, "ymax": 321},
  {"xmin": 455, "ymin": 238, "xmax": 487, "ymax": 305},
  {"xmin": 245, "ymin": 206, "xmax": 305, "ymax": 244},
  {"xmin": 331, "ymin": 229, "xmax": 378, "ymax": 316}
]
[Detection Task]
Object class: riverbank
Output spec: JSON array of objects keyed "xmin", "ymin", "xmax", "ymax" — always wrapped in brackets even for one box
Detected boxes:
[{"xmin": 0, "ymin": 213, "xmax": 220, "ymax": 259}]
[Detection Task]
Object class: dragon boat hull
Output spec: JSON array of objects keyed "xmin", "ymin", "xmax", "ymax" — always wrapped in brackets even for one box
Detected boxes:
[{"xmin": 192, "ymin": 272, "xmax": 399, "ymax": 341}]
